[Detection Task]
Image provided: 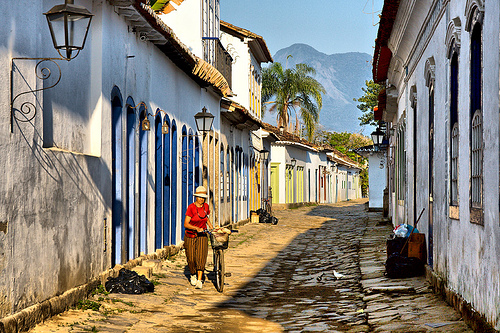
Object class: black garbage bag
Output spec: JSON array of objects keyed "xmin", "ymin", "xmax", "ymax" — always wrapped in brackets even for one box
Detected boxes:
[
  {"xmin": 105, "ymin": 269, "xmax": 155, "ymax": 294},
  {"xmin": 385, "ymin": 253, "xmax": 425, "ymax": 279}
]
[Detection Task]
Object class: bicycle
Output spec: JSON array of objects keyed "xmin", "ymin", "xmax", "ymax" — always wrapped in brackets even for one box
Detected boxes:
[
  {"xmin": 206, "ymin": 228, "xmax": 237, "ymax": 292},
  {"xmin": 262, "ymin": 197, "xmax": 272, "ymax": 216},
  {"xmin": 259, "ymin": 197, "xmax": 278, "ymax": 225}
]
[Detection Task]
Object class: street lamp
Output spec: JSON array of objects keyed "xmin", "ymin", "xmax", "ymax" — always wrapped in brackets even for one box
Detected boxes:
[
  {"xmin": 194, "ymin": 106, "xmax": 215, "ymax": 133},
  {"xmin": 371, "ymin": 128, "xmax": 385, "ymax": 147},
  {"xmin": 44, "ymin": 0, "xmax": 93, "ymax": 61},
  {"xmin": 279, "ymin": 125, "xmax": 284, "ymax": 135},
  {"xmin": 260, "ymin": 148, "xmax": 269, "ymax": 161},
  {"xmin": 11, "ymin": 0, "xmax": 93, "ymax": 131}
]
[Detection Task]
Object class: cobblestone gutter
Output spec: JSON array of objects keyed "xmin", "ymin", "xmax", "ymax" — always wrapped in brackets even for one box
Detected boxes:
[
  {"xmin": 0, "ymin": 243, "xmax": 183, "ymax": 333},
  {"xmin": 425, "ymin": 267, "xmax": 497, "ymax": 333}
]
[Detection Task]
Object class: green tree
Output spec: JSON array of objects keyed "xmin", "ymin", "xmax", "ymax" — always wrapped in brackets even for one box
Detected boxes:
[
  {"xmin": 325, "ymin": 131, "xmax": 371, "ymax": 196},
  {"xmin": 354, "ymin": 80, "xmax": 383, "ymax": 127},
  {"xmin": 262, "ymin": 62, "xmax": 325, "ymax": 141},
  {"xmin": 325, "ymin": 131, "xmax": 371, "ymax": 161}
]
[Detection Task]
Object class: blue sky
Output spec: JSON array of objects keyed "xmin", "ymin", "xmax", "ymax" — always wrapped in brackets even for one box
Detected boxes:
[{"xmin": 221, "ymin": 0, "xmax": 384, "ymax": 57}]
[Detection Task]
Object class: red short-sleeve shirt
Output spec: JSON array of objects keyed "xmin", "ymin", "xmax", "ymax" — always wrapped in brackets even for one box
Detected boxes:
[{"xmin": 185, "ymin": 202, "xmax": 210, "ymax": 238}]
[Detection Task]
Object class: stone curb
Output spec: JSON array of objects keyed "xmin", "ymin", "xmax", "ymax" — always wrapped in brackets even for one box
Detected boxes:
[
  {"xmin": 425, "ymin": 266, "xmax": 497, "ymax": 333},
  {"xmin": 0, "ymin": 243, "xmax": 184, "ymax": 333}
]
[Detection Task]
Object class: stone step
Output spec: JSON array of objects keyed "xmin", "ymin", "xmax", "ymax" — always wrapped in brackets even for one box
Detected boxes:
[
  {"xmin": 132, "ymin": 266, "xmax": 153, "ymax": 279},
  {"xmin": 142, "ymin": 259, "xmax": 162, "ymax": 273}
]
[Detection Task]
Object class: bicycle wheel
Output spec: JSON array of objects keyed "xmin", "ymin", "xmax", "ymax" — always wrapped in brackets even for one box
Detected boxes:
[{"xmin": 215, "ymin": 249, "xmax": 225, "ymax": 292}]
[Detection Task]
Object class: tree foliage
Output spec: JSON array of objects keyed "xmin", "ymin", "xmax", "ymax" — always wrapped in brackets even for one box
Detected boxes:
[
  {"xmin": 354, "ymin": 80, "xmax": 384, "ymax": 127},
  {"xmin": 324, "ymin": 131, "xmax": 371, "ymax": 197},
  {"xmin": 325, "ymin": 131, "xmax": 372, "ymax": 160},
  {"xmin": 262, "ymin": 62, "xmax": 325, "ymax": 141}
]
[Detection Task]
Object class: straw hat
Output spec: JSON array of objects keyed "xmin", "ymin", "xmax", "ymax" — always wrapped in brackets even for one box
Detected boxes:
[{"xmin": 194, "ymin": 186, "xmax": 208, "ymax": 198}]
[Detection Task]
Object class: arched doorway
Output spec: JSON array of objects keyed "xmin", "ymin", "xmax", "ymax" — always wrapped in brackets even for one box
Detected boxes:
[
  {"xmin": 126, "ymin": 98, "xmax": 136, "ymax": 260},
  {"xmin": 139, "ymin": 106, "xmax": 148, "ymax": 254},
  {"xmin": 154, "ymin": 115, "xmax": 162, "ymax": 249},
  {"xmin": 111, "ymin": 87, "xmax": 123, "ymax": 266},
  {"xmin": 181, "ymin": 126, "xmax": 188, "ymax": 239},
  {"xmin": 162, "ymin": 114, "xmax": 171, "ymax": 246},
  {"xmin": 170, "ymin": 121, "xmax": 177, "ymax": 244}
]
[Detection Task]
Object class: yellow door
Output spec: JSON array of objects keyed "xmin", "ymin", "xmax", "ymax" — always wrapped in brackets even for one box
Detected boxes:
[{"xmin": 270, "ymin": 163, "xmax": 279, "ymax": 204}]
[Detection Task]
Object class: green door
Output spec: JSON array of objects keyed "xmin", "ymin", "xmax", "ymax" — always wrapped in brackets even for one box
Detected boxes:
[{"xmin": 270, "ymin": 163, "xmax": 279, "ymax": 204}]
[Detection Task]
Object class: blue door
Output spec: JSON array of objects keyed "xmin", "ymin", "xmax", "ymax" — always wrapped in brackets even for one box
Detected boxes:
[
  {"xmin": 181, "ymin": 126, "xmax": 188, "ymax": 239},
  {"xmin": 195, "ymin": 136, "xmax": 200, "ymax": 189},
  {"xmin": 187, "ymin": 130, "xmax": 194, "ymax": 235},
  {"xmin": 163, "ymin": 115, "xmax": 171, "ymax": 246},
  {"xmin": 126, "ymin": 103, "xmax": 136, "ymax": 260},
  {"xmin": 139, "ymin": 108, "xmax": 148, "ymax": 254},
  {"xmin": 111, "ymin": 90, "xmax": 123, "ymax": 266},
  {"xmin": 154, "ymin": 115, "xmax": 162, "ymax": 249},
  {"xmin": 170, "ymin": 122, "xmax": 177, "ymax": 244},
  {"xmin": 231, "ymin": 148, "xmax": 234, "ymax": 223}
]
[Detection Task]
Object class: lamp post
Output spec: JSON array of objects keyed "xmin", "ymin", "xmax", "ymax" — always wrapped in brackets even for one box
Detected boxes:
[
  {"xmin": 44, "ymin": 0, "xmax": 93, "ymax": 61},
  {"xmin": 194, "ymin": 107, "xmax": 215, "ymax": 133}
]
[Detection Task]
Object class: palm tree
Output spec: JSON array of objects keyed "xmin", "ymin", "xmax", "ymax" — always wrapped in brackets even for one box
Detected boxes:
[{"xmin": 262, "ymin": 62, "xmax": 325, "ymax": 141}]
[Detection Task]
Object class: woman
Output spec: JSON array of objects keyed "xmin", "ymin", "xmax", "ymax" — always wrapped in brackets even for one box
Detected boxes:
[{"xmin": 184, "ymin": 185, "xmax": 213, "ymax": 289}]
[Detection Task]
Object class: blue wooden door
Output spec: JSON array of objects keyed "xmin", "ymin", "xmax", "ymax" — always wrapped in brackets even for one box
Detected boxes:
[
  {"xmin": 154, "ymin": 115, "xmax": 162, "ymax": 249},
  {"xmin": 111, "ymin": 94, "xmax": 123, "ymax": 266},
  {"xmin": 139, "ymin": 109, "xmax": 148, "ymax": 254},
  {"xmin": 195, "ymin": 136, "xmax": 200, "ymax": 189},
  {"xmin": 170, "ymin": 122, "xmax": 177, "ymax": 245},
  {"xmin": 187, "ymin": 131, "xmax": 194, "ymax": 235},
  {"xmin": 126, "ymin": 104, "xmax": 136, "ymax": 260},
  {"xmin": 181, "ymin": 126, "xmax": 188, "ymax": 240},
  {"xmin": 163, "ymin": 116, "xmax": 171, "ymax": 246}
]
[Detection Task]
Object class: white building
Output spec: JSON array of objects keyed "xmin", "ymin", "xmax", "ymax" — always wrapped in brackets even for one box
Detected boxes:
[
  {"xmin": 262, "ymin": 124, "xmax": 363, "ymax": 206},
  {"xmin": 374, "ymin": 0, "xmax": 500, "ymax": 330},
  {"xmin": 355, "ymin": 146, "xmax": 387, "ymax": 212}
]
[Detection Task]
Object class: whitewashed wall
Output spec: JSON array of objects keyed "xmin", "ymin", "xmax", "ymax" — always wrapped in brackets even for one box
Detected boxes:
[
  {"xmin": 385, "ymin": 0, "xmax": 500, "ymax": 327},
  {"xmin": 0, "ymin": 0, "xmax": 223, "ymax": 317},
  {"xmin": 368, "ymin": 154, "xmax": 385, "ymax": 209}
]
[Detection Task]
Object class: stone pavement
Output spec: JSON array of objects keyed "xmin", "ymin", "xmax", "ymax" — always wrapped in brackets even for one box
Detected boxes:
[{"xmin": 28, "ymin": 199, "xmax": 473, "ymax": 332}]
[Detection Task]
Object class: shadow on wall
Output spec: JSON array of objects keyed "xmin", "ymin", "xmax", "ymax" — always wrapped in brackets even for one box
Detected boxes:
[{"xmin": 15, "ymin": 115, "xmax": 112, "ymax": 211}]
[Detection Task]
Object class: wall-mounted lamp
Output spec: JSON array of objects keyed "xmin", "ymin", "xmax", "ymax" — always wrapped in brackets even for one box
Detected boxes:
[
  {"xmin": 44, "ymin": 0, "xmax": 93, "ymax": 61},
  {"xmin": 260, "ymin": 148, "xmax": 269, "ymax": 161},
  {"xmin": 141, "ymin": 118, "xmax": 150, "ymax": 131},
  {"xmin": 279, "ymin": 125, "xmax": 284, "ymax": 135},
  {"xmin": 290, "ymin": 158, "xmax": 297, "ymax": 168},
  {"xmin": 194, "ymin": 106, "xmax": 215, "ymax": 133},
  {"xmin": 162, "ymin": 120, "xmax": 169, "ymax": 134},
  {"xmin": 11, "ymin": 0, "xmax": 93, "ymax": 132},
  {"xmin": 371, "ymin": 127, "xmax": 385, "ymax": 147}
]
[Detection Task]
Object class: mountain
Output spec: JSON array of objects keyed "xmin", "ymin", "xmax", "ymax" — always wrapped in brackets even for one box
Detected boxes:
[{"xmin": 264, "ymin": 43, "xmax": 372, "ymax": 134}]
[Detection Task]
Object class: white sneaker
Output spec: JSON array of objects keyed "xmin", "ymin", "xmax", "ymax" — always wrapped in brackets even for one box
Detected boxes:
[
  {"xmin": 190, "ymin": 275, "xmax": 197, "ymax": 286},
  {"xmin": 195, "ymin": 280, "xmax": 203, "ymax": 289}
]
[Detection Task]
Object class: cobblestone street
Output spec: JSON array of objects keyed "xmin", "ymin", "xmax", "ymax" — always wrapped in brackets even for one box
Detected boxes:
[{"xmin": 29, "ymin": 199, "xmax": 473, "ymax": 332}]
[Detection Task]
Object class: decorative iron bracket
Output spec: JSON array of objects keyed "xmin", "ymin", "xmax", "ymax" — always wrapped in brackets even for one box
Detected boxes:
[{"xmin": 10, "ymin": 57, "xmax": 63, "ymax": 132}]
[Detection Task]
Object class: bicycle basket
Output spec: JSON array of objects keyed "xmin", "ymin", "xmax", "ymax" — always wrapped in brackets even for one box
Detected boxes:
[{"xmin": 210, "ymin": 232, "xmax": 229, "ymax": 249}]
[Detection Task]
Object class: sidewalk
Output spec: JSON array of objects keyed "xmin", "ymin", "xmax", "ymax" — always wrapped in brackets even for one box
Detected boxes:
[
  {"xmin": 359, "ymin": 215, "xmax": 473, "ymax": 332},
  {"xmin": 26, "ymin": 199, "xmax": 473, "ymax": 332}
]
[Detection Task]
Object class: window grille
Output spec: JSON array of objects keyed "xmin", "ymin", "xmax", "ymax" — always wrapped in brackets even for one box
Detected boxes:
[
  {"xmin": 451, "ymin": 123, "xmax": 459, "ymax": 205},
  {"xmin": 471, "ymin": 110, "xmax": 482, "ymax": 208}
]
